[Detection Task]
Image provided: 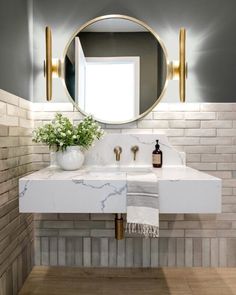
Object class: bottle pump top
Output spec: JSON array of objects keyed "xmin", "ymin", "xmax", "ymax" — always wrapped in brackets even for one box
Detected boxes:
[{"xmin": 155, "ymin": 140, "xmax": 160, "ymax": 150}]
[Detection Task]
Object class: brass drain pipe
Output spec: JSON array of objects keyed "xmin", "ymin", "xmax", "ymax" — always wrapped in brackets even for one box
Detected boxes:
[{"xmin": 115, "ymin": 214, "xmax": 124, "ymax": 240}]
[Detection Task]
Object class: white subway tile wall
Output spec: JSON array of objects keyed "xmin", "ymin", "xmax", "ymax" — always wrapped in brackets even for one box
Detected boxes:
[
  {"xmin": 0, "ymin": 90, "xmax": 34, "ymax": 294},
  {"xmin": 2, "ymin": 89, "xmax": 236, "ymax": 273}
]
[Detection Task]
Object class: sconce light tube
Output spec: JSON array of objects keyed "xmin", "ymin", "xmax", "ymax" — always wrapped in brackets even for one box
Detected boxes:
[
  {"xmin": 169, "ymin": 28, "xmax": 187, "ymax": 103},
  {"xmin": 179, "ymin": 28, "xmax": 186, "ymax": 102},
  {"xmin": 45, "ymin": 26, "xmax": 52, "ymax": 101},
  {"xmin": 44, "ymin": 26, "xmax": 61, "ymax": 101}
]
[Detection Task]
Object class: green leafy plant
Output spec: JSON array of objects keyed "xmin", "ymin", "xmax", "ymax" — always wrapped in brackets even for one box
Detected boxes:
[{"xmin": 32, "ymin": 113, "xmax": 104, "ymax": 151}]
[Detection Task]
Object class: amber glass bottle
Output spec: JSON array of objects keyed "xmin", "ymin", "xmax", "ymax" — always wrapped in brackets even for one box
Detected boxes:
[{"xmin": 152, "ymin": 140, "xmax": 162, "ymax": 168}]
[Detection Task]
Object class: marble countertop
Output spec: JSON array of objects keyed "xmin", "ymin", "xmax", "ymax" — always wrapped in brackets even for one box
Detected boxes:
[{"xmin": 19, "ymin": 165, "xmax": 221, "ymax": 214}]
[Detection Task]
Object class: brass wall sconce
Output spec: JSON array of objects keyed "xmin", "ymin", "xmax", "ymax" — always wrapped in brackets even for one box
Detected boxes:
[
  {"xmin": 44, "ymin": 27, "xmax": 61, "ymax": 101},
  {"xmin": 169, "ymin": 28, "xmax": 187, "ymax": 102}
]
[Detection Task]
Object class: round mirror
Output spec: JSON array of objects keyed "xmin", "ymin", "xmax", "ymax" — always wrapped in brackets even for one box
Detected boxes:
[{"xmin": 63, "ymin": 15, "xmax": 168, "ymax": 124}]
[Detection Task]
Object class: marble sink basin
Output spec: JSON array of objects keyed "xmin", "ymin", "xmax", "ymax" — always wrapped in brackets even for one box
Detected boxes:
[{"xmin": 85, "ymin": 166, "xmax": 152, "ymax": 174}]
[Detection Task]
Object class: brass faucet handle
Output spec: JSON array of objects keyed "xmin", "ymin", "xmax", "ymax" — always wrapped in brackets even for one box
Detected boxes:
[
  {"xmin": 114, "ymin": 146, "xmax": 122, "ymax": 161},
  {"xmin": 131, "ymin": 145, "xmax": 139, "ymax": 161}
]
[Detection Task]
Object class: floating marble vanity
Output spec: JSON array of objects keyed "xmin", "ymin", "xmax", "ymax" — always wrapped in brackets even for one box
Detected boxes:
[{"xmin": 19, "ymin": 134, "xmax": 221, "ymax": 214}]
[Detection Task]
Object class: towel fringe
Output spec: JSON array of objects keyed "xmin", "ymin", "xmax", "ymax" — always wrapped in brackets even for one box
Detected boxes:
[{"xmin": 125, "ymin": 222, "xmax": 159, "ymax": 238}]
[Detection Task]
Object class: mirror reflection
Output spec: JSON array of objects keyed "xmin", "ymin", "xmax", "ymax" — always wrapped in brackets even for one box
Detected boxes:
[{"xmin": 64, "ymin": 17, "xmax": 167, "ymax": 123}]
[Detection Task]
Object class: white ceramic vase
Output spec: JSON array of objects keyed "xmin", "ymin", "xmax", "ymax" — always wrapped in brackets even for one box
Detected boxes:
[{"xmin": 56, "ymin": 146, "xmax": 84, "ymax": 171}]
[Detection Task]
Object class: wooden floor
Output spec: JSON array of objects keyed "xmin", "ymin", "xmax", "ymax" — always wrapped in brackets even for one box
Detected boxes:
[{"xmin": 19, "ymin": 266, "xmax": 236, "ymax": 295}]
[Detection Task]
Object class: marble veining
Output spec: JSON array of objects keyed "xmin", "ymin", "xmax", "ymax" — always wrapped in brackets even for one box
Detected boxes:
[
  {"xmin": 100, "ymin": 184, "xmax": 127, "ymax": 212},
  {"xmin": 71, "ymin": 179, "xmax": 127, "ymax": 212},
  {"xmin": 19, "ymin": 180, "xmax": 30, "ymax": 198},
  {"xmin": 130, "ymin": 134, "xmax": 155, "ymax": 145},
  {"xmin": 84, "ymin": 134, "xmax": 186, "ymax": 167}
]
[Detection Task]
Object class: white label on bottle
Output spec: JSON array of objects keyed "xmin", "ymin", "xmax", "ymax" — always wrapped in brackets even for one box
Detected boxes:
[{"xmin": 152, "ymin": 154, "xmax": 161, "ymax": 165}]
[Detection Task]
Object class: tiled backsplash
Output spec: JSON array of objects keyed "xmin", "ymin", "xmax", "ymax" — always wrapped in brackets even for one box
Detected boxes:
[{"xmin": 1, "ymin": 89, "xmax": 236, "ymax": 270}]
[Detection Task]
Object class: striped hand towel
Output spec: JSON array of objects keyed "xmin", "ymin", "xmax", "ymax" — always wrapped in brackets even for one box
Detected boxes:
[{"xmin": 125, "ymin": 172, "xmax": 159, "ymax": 238}]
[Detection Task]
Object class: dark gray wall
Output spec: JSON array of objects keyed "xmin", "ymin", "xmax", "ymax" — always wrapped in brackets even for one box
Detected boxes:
[
  {"xmin": 32, "ymin": 0, "xmax": 236, "ymax": 102},
  {"xmin": 1, "ymin": 0, "xmax": 236, "ymax": 102},
  {"xmin": 0, "ymin": 0, "xmax": 33, "ymax": 100},
  {"xmin": 32, "ymin": 0, "xmax": 236, "ymax": 103}
]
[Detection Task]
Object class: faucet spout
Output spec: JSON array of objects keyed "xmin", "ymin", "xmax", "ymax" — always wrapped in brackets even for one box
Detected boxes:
[
  {"xmin": 131, "ymin": 145, "xmax": 139, "ymax": 161},
  {"xmin": 114, "ymin": 146, "xmax": 122, "ymax": 161}
]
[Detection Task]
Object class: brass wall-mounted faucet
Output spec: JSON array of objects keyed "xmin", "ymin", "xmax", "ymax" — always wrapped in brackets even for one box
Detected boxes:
[
  {"xmin": 131, "ymin": 145, "xmax": 139, "ymax": 161},
  {"xmin": 114, "ymin": 146, "xmax": 122, "ymax": 161}
]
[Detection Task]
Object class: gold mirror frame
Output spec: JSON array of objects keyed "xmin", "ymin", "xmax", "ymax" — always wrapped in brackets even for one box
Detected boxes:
[
  {"xmin": 44, "ymin": 16, "xmax": 187, "ymax": 118},
  {"xmin": 61, "ymin": 14, "xmax": 170, "ymax": 124}
]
